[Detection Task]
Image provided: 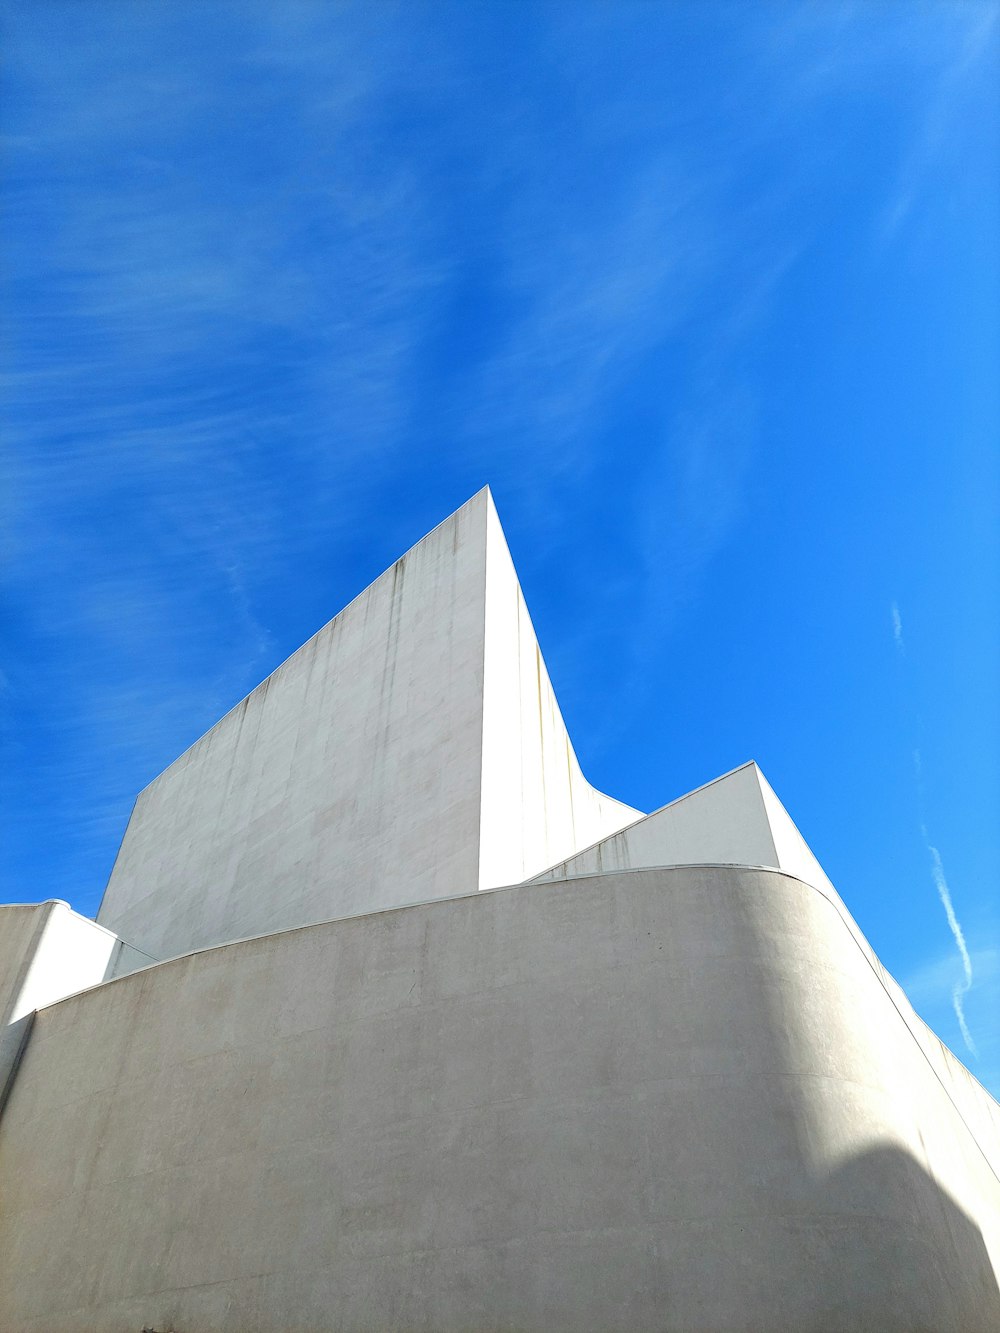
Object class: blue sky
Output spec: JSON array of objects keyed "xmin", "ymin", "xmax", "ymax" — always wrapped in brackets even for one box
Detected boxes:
[{"xmin": 3, "ymin": 3, "xmax": 998, "ymax": 1092}]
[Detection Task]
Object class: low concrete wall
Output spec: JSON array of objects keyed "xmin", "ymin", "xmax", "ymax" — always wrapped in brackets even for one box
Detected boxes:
[{"xmin": 1, "ymin": 867, "xmax": 997, "ymax": 1331}]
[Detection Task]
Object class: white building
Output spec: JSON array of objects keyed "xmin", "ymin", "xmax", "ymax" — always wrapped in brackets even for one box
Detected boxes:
[{"xmin": 1, "ymin": 489, "xmax": 998, "ymax": 1331}]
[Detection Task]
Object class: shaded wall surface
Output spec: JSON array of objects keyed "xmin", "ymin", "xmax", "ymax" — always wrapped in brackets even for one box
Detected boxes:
[
  {"xmin": 3, "ymin": 867, "xmax": 998, "ymax": 1332},
  {"xmin": 0, "ymin": 903, "xmax": 139, "ymax": 1109}
]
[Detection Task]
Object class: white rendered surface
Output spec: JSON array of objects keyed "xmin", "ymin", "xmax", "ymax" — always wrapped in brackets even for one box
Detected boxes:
[
  {"xmin": 6, "ymin": 487, "xmax": 997, "ymax": 1331},
  {"xmin": 97, "ymin": 489, "xmax": 637, "ymax": 961},
  {"xmin": 2, "ymin": 866, "xmax": 997, "ymax": 1331}
]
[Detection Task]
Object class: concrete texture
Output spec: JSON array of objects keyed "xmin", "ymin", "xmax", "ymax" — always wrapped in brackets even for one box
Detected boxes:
[
  {"xmin": 2, "ymin": 866, "xmax": 998, "ymax": 1332},
  {"xmin": 0, "ymin": 902, "xmax": 135, "ymax": 1111},
  {"xmin": 96, "ymin": 488, "xmax": 637, "ymax": 962},
  {"xmin": 6, "ymin": 491, "xmax": 998, "ymax": 1331}
]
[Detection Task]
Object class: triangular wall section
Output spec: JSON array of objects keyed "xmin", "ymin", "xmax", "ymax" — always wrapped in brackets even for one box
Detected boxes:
[
  {"xmin": 479, "ymin": 494, "xmax": 640, "ymax": 889},
  {"xmin": 529, "ymin": 760, "xmax": 835, "ymax": 898},
  {"xmin": 754, "ymin": 765, "xmax": 840, "ymax": 902}
]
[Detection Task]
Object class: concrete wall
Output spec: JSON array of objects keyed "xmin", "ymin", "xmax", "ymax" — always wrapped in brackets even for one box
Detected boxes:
[
  {"xmin": 525, "ymin": 772, "xmax": 1000, "ymax": 1184},
  {"xmin": 3, "ymin": 866, "xmax": 997, "ymax": 1332},
  {"xmin": 96, "ymin": 491, "xmax": 491, "ymax": 960},
  {"xmin": 96, "ymin": 489, "xmax": 637, "ymax": 962},
  {"xmin": 0, "ymin": 902, "xmax": 125, "ymax": 1112},
  {"xmin": 0, "ymin": 905, "xmax": 47, "ymax": 1112},
  {"xmin": 0, "ymin": 906, "xmax": 51, "ymax": 1024}
]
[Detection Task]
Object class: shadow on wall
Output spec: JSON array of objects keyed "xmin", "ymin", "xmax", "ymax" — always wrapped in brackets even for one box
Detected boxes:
[
  {"xmin": 0, "ymin": 1014, "xmax": 32, "ymax": 1118},
  {"xmin": 803, "ymin": 1145, "xmax": 999, "ymax": 1331}
]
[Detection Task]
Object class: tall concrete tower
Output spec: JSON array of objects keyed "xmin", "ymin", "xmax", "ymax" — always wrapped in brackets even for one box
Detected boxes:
[{"xmin": 1, "ymin": 492, "xmax": 997, "ymax": 1331}]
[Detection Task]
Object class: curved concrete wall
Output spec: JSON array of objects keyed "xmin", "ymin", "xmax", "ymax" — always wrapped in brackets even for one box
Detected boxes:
[{"xmin": 2, "ymin": 866, "xmax": 997, "ymax": 1331}]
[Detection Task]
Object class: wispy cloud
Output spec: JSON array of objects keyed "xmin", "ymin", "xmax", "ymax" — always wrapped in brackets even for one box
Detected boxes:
[
  {"xmin": 891, "ymin": 601, "xmax": 905, "ymax": 654},
  {"xmin": 876, "ymin": 7, "xmax": 998, "ymax": 243},
  {"xmin": 903, "ymin": 945, "xmax": 998, "ymax": 1012},
  {"xmin": 4, "ymin": 3, "xmax": 997, "ymax": 917},
  {"xmin": 891, "ymin": 599, "xmax": 978, "ymax": 1056},
  {"xmin": 925, "ymin": 834, "xmax": 977, "ymax": 1056},
  {"xmin": 902, "ymin": 944, "xmax": 1000, "ymax": 1096},
  {"xmin": 2, "ymin": 5, "xmax": 456, "ymax": 906}
]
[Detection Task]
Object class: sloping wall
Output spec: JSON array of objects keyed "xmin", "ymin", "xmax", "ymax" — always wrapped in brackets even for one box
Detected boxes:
[
  {"xmin": 96, "ymin": 489, "xmax": 637, "ymax": 962},
  {"xmin": 0, "ymin": 902, "xmax": 121, "ymax": 1028},
  {"xmin": 755, "ymin": 763, "xmax": 839, "ymax": 898},
  {"xmin": 478, "ymin": 496, "xmax": 639, "ymax": 888},
  {"xmin": 4, "ymin": 867, "xmax": 997, "ymax": 1332}
]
